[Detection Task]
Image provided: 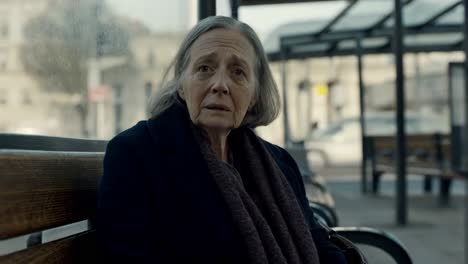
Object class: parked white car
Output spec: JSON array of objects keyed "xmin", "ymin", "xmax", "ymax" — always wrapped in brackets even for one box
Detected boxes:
[{"xmin": 305, "ymin": 113, "xmax": 449, "ymax": 167}]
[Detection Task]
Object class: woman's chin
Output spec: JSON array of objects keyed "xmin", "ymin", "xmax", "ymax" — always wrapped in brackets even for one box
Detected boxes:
[{"xmin": 197, "ymin": 118, "xmax": 235, "ymax": 133}]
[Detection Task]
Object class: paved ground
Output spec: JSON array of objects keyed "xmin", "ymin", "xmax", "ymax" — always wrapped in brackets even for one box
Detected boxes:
[{"xmin": 308, "ymin": 166, "xmax": 466, "ymax": 264}]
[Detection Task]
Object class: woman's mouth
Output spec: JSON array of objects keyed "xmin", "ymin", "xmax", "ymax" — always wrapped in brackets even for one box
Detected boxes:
[{"xmin": 205, "ymin": 104, "xmax": 231, "ymax": 112}]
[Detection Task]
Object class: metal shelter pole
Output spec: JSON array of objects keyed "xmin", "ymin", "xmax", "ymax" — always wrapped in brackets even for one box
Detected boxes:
[
  {"xmin": 462, "ymin": 0, "xmax": 468, "ymax": 262},
  {"xmin": 356, "ymin": 37, "xmax": 367, "ymax": 194},
  {"xmin": 306, "ymin": 61, "xmax": 312, "ymax": 137},
  {"xmin": 394, "ymin": 0, "xmax": 408, "ymax": 225},
  {"xmin": 296, "ymin": 81, "xmax": 302, "ymax": 139},
  {"xmin": 198, "ymin": 0, "xmax": 216, "ymax": 21},
  {"xmin": 230, "ymin": 0, "xmax": 239, "ymax": 19},
  {"xmin": 280, "ymin": 43, "xmax": 291, "ymax": 147},
  {"xmin": 465, "ymin": 176, "xmax": 468, "ymax": 264}
]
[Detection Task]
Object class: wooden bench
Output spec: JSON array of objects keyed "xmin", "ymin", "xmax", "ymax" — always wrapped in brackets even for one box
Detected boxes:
[
  {"xmin": 369, "ymin": 134, "xmax": 464, "ymax": 204},
  {"xmin": 0, "ymin": 134, "xmax": 106, "ymax": 263},
  {"xmin": 0, "ymin": 134, "xmax": 412, "ymax": 263}
]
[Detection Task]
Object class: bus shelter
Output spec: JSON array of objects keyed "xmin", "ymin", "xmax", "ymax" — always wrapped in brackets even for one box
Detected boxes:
[{"xmin": 199, "ymin": 0, "xmax": 468, "ymax": 228}]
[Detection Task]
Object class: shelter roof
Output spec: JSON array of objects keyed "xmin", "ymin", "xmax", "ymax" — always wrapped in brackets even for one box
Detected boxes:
[{"xmin": 261, "ymin": 0, "xmax": 463, "ymax": 61}]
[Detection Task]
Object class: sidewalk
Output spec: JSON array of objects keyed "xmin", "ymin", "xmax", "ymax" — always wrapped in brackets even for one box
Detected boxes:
[{"xmin": 308, "ymin": 174, "xmax": 465, "ymax": 263}]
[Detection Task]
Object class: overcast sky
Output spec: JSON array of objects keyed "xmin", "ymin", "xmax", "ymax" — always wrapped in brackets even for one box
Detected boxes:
[{"xmin": 106, "ymin": 0, "xmax": 346, "ymax": 40}]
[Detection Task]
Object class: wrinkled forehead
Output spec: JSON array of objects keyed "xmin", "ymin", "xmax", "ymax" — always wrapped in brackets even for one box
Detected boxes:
[{"xmin": 189, "ymin": 28, "xmax": 256, "ymax": 67}]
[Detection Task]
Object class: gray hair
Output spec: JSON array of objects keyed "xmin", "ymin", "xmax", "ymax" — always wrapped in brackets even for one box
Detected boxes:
[{"xmin": 147, "ymin": 16, "xmax": 280, "ymax": 128}]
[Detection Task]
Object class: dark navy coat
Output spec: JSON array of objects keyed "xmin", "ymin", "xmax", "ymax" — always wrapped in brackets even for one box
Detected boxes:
[{"xmin": 97, "ymin": 104, "xmax": 346, "ymax": 263}]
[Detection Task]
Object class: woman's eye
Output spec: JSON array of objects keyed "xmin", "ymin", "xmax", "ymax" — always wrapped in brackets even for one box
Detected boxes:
[
  {"xmin": 198, "ymin": 65, "xmax": 210, "ymax": 72},
  {"xmin": 233, "ymin": 68, "xmax": 245, "ymax": 76}
]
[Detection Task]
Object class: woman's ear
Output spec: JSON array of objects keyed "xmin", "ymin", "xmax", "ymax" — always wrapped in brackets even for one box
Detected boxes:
[{"xmin": 177, "ymin": 89, "xmax": 185, "ymax": 101}]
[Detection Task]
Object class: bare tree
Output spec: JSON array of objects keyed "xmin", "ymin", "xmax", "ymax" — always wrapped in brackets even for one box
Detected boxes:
[{"xmin": 21, "ymin": 0, "xmax": 130, "ymax": 137}]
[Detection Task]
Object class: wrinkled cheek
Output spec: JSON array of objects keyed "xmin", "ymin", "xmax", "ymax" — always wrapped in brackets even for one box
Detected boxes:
[
  {"xmin": 187, "ymin": 104, "xmax": 200, "ymax": 124},
  {"xmin": 233, "ymin": 113, "xmax": 241, "ymax": 128},
  {"xmin": 233, "ymin": 109, "xmax": 246, "ymax": 127}
]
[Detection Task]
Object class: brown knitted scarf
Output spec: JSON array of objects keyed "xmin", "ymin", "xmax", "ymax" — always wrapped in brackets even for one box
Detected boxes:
[{"xmin": 193, "ymin": 126, "xmax": 320, "ymax": 264}]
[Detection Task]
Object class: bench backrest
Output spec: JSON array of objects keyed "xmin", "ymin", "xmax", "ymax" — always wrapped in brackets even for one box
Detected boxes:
[
  {"xmin": 371, "ymin": 133, "xmax": 451, "ymax": 174},
  {"xmin": 0, "ymin": 134, "xmax": 107, "ymax": 263}
]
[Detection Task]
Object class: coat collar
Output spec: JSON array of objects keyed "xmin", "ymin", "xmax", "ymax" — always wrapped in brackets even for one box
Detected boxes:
[
  {"xmin": 145, "ymin": 102, "xmax": 216, "ymax": 195},
  {"xmin": 146, "ymin": 103, "xmax": 197, "ymax": 156},
  {"xmin": 145, "ymin": 102, "xmax": 277, "ymax": 163}
]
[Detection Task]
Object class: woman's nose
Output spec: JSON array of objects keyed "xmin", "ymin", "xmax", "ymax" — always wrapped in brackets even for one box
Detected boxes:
[{"xmin": 210, "ymin": 71, "xmax": 229, "ymax": 95}]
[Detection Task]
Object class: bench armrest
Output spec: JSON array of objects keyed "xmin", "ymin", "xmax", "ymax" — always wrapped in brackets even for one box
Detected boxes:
[
  {"xmin": 332, "ymin": 227, "xmax": 412, "ymax": 264},
  {"xmin": 309, "ymin": 202, "xmax": 339, "ymax": 227}
]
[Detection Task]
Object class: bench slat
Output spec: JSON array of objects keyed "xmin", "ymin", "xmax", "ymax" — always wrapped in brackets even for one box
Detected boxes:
[
  {"xmin": 0, "ymin": 151, "xmax": 103, "ymax": 239},
  {"xmin": 0, "ymin": 231, "xmax": 96, "ymax": 263},
  {"xmin": 372, "ymin": 134, "xmax": 461, "ymax": 178},
  {"xmin": 0, "ymin": 134, "xmax": 107, "ymax": 152}
]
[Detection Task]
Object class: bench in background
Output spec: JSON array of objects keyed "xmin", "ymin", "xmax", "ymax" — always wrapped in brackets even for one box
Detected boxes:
[{"xmin": 368, "ymin": 134, "xmax": 464, "ymax": 205}]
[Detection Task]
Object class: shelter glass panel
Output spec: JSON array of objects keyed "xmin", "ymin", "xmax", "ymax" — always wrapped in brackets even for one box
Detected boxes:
[
  {"xmin": 436, "ymin": 4, "xmax": 463, "ymax": 25},
  {"xmin": 331, "ymin": 0, "xmax": 393, "ymax": 32},
  {"xmin": 290, "ymin": 43, "xmax": 330, "ymax": 54},
  {"xmin": 262, "ymin": 20, "xmax": 331, "ymax": 53},
  {"xmin": 238, "ymin": 1, "xmax": 346, "ymax": 53},
  {"xmin": 404, "ymin": 33, "xmax": 463, "ymax": 47},
  {"xmin": 385, "ymin": 0, "xmax": 461, "ymax": 27},
  {"xmin": 337, "ymin": 37, "xmax": 389, "ymax": 50}
]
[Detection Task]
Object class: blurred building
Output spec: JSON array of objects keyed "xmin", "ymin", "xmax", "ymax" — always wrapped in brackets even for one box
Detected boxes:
[
  {"xmin": 0, "ymin": 0, "xmax": 185, "ymax": 139},
  {"xmin": 0, "ymin": 0, "xmax": 60, "ymax": 135},
  {"xmin": 256, "ymin": 52, "xmax": 462, "ymax": 146},
  {"xmin": 98, "ymin": 32, "xmax": 183, "ymax": 138}
]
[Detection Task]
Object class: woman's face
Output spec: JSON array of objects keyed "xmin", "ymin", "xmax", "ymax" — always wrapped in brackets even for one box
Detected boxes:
[{"xmin": 179, "ymin": 28, "xmax": 256, "ymax": 133}]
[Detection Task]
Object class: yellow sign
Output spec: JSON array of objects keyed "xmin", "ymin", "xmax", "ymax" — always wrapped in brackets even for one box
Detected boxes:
[{"xmin": 315, "ymin": 84, "xmax": 328, "ymax": 96}]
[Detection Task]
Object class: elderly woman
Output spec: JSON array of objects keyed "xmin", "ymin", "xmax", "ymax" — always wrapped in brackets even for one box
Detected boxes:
[{"xmin": 97, "ymin": 16, "xmax": 347, "ymax": 263}]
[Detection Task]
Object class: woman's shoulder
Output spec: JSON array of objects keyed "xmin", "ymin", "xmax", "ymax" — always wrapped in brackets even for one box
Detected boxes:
[
  {"xmin": 259, "ymin": 138, "xmax": 307, "ymax": 182},
  {"xmin": 260, "ymin": 139, "xmax": 294, "ymax": 164},
  {"xmin": 107, "ymin": 120, "xmax": 151, "ymax": 150}
]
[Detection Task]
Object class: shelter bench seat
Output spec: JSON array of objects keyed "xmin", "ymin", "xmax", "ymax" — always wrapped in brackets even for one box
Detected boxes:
[{"xmin": 0, "ymin": 134, "xmax": 412, "ymax": 263}]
